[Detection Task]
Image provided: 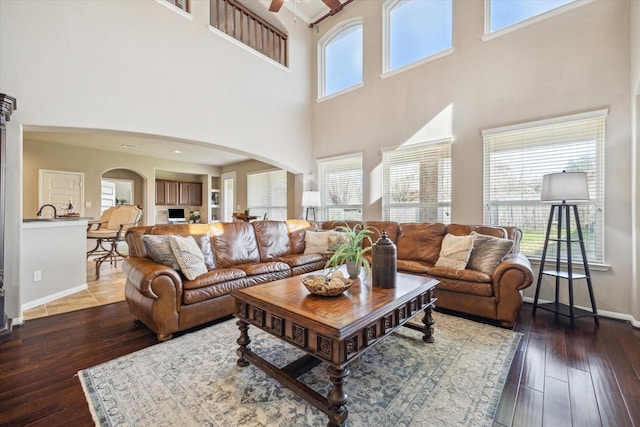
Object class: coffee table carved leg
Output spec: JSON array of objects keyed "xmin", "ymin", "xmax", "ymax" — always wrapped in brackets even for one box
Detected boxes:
[
  {"xmin": 236, "ymin": 319, "xmax": 251, "ymax": 367},
  {"xmin": 422, "ymin": 289, "xmax": 435, "ymax": 343},
  {"xmin": 326, "ymin": 365, "xmax": 349, "ymax": 427}
]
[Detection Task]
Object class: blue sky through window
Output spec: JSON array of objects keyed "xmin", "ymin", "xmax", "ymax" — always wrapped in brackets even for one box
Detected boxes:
[
  {"xmin": 490, "ymin": 0, "xmax": 573, "ymax": 32},
  {"xmin": 325, "ymin": 24, "xmax": 363, "ymax": 96},
  {"xmin": 389, "ymin": 0, "xmax": 452, "ymax": 71}
]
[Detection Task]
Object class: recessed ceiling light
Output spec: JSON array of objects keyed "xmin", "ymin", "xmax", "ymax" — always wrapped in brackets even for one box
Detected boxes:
[
  {"xmin": 121, "ymin": 143, "xmax": 137, "ymax": 149},
  {"xmin": 174, "ymin": 150, "xmax": 182, "ymax": 154}
]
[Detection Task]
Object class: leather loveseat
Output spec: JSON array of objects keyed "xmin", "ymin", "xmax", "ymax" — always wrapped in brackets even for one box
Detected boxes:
[
  {"xmin": 318, "ymin": 221, "xmax": 534, "ymax": 329},
  {"xmin": 123, "ymin": 219, "xmax": 533, "ymax": 341}
]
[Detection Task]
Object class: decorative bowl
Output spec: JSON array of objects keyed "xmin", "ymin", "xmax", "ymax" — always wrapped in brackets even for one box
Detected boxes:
[{"xmin": 301, "ymin": 273, "xmax": 353, "ymax": 296}]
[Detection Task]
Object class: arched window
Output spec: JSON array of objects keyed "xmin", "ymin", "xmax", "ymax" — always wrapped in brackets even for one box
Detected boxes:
[
  {"xmin": 383, "ymin": 0, "xmax": 453, "ymax": 74},
  {"xmin": 318, "ymin": 18, "xmax": 363, "ymax": 99}
]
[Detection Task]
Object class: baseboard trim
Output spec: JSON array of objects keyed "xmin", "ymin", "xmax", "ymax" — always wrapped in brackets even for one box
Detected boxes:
[
  {"xmin": 21, "ymin": 284, "xmax": 88, "ymax": 312},
  {"xmin": 523, "ymin": 296, "xmax": 639, "ymax": 328}
]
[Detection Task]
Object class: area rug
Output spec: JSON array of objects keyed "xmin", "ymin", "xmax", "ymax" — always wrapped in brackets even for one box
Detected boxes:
[{"xmin": 79, "ymin": 312, "xmax": 521, "ymax": 427}]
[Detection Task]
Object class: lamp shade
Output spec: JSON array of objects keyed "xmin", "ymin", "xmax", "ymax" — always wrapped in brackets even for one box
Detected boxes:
[
  {"xmin": 540, "ymin": 172, "xmax": 589, "ymax": 202},
  {"xmin": 302, "ymin": 191, "xmax": 322, "ymax": 207}
]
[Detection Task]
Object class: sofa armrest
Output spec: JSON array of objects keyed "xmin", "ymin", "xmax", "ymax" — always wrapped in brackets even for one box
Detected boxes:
[
  {"xmin": 122, "ymin": 257, "xmax": 183, "ymax": 300},
  {"xmin": 492, "ymin": 253, "xmax": 534, "ymax": 327},
  {"xmin": 493, "ymin": 253, "xmax": 534, "ymax": 297}
]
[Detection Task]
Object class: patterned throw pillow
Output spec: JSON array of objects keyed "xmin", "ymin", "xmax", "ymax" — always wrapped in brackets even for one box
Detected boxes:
[
  {"xmin": 304, "ymin": 231, "xmax": 332, "ymax": 254},
  {"xmin": 467, "ymin": 232, "xmax": 514, "ymax": 275},
  {"xmin": 143, "ymin": 235, "xmax": 180, "ymax": 271},
  {"xmin": 168, "ymin": 235, "xmax": 208, "ymax": 280},
  {"xmin": 435, "ymin": 233, "xmax": 476, "ymax": 270}
]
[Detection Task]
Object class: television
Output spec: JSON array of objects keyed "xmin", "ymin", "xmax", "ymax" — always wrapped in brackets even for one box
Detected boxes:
[{"xmin": 167, "ymin": 208, "xmax": 186, "ymax": 223}]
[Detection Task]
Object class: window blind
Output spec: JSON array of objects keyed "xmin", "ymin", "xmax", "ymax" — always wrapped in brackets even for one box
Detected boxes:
[
  {"xmin": 247, "ymin": 169, "xmax": 287, "ymax": 221},
  {"xmin": 317, "ymin": 153, "xmax": 363, "ymax": 221},
  {"xmin": 382, "ymin": 139, "xmax": 451, "ymax": 223},
  {"xmin": 482, "ymin": 110, "xmax": 606, "ymax": 263}
]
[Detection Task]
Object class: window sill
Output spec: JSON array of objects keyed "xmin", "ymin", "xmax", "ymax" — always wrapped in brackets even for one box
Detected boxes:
[
  {"xmin": 316, "ymin": 82, "xmax": 364, "ymax": 103},
  {"xmin": 380, "ymin": 48, "xmax": 454, "ymax": 80},
  {"xmin": 528, "ymin": 257, "xmax": 611, "ymax": 272}
]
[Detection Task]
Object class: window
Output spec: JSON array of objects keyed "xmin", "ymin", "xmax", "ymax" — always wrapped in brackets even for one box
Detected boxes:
[
  {"xmin": 318, "ymin": 18, "xmax": 363, "ymax": 98},
  {"xmin": 486, "ymin": 0, "xmax": 574, "ymax": 34},
  {"xmin": 247, "ymin": 169, "xmax": 287, "ymax": 220},
  {"xmin": 482, "ymin": 110, "xmax": 606, "ymax": 263},
  {"xmin": 382, "ymin": 140, "xmax": 451, "ymax": 223},
  {"xmin": 318, "ymin": 154, "xmax": 363, "ymax": 221},
  {"xmin": 383, "ymin": 0, "xmax": 453, "ymax": 73}
]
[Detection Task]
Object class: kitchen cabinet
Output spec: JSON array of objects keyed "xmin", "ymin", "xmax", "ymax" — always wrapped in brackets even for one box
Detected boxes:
[
  {"xmin": 156, "ymin": 180, "xmax": 201, "ymax": 206},
  {"xmin": 179, "ymin": 182, "xmax": 202, "ymax": 206}
]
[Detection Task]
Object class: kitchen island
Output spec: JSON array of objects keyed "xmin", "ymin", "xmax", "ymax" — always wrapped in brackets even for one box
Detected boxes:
[{"xmin": 20, "ymin": 217, "xmax": 91, "ymax": 314}]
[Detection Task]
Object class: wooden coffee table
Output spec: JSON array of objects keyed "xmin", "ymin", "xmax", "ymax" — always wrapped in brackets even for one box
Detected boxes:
[{"xmin": 231, "ymin": 268, "xmax": 439, "ymax": 427}]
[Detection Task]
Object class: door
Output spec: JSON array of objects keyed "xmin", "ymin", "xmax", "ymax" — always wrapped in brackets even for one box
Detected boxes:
[
  {"xmin": 101, "ymin": 180, "xmax": 116, "ymax": 212},
  {"xmin": 39, "ymin": 169, "xmax": 84, "ymax": 215},
  {"xmin": 221, "ymin": 172, "xmax": 235, "ymax": 222}
]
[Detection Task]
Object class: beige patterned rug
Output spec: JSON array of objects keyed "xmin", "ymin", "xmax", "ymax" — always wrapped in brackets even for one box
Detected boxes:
[{"xmin": 79, "ymin": 312, "xmax": 521, "ymax": 427}]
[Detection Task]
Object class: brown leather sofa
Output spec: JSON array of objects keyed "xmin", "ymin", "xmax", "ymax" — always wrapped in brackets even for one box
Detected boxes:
[
  {"xmin": 123, "ymin": 220, "xmax": 326, "ymax": 341},
  {"xmin": 319, "ymin": 221, "xmax": 534, "ymax": 328},
  {"xmin": 123, "ymin": 219, "xmax": 533, "ymax": 341}
]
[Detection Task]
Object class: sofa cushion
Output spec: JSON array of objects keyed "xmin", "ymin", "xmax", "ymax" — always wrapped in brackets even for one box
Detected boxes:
[
  {"xmin": 143, "ymin": 235, "xmax": 180, "ymax": 270},
  {"xmin": 396, "ymin": 223, "xmax": 446, "ymax": 264},
  {"xmin": 210, "ymin": 222, "xmax": 261, "ymax": 268},
  {"xmin": 234, "ymin": 261, "xmax": 291, "ymax": 276},
  {"xmin": 275, "ymin": 253, "xmax": 326, "ymax": 267},
  {"xmin": 253, "ymin": 220, "xmax": 292, "ymax": 260},
  {"xmin": 435, "ymin": 233, "xmax": 476, "ymax": 270},
  {"xmin": 286, "ymin": 220, "xmax": 314, "ymax": 254},
  {"xmin": 169, "ymin": 235, "xmax": 208, "ymax": 280},
  {"xmin": 467, "ymin": 232, "xmax": 514, "ymax": 275},
  {"xmin": 182, "ymin": 268, "xmax": 247, "ymax": 290}
]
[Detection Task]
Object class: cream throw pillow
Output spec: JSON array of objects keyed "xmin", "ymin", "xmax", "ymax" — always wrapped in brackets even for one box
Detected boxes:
[
  {"xmin": 435, "ymin": 233, "xmax": 476, "ymax": 270},
  {"xmin": 168, "ymin": 235, "xmax": 208, "ymax": 280},
  {"xmin": 304, "ymin": 231, "xmax": 331, "ymax": 254}
]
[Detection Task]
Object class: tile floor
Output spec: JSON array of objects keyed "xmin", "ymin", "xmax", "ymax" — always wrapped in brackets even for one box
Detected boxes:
[{"xmin": 23, "ymin": 261, "xmax": 126, "ymax": 320}]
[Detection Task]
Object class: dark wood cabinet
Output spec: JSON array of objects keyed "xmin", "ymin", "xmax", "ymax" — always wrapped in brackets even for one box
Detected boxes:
[
  {"xmin": 1, "ymin": 94, "xmax": 16, "ymax": 342},
  {"xmin": 156, "ymin": 180, "xmax": 201, "ymax": 206},
  {"xmin": 179, "ymin": 182, "xmax": 202, "ymax": 206}
]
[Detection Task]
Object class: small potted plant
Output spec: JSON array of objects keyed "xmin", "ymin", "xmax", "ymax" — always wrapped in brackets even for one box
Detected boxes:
[
  {"xmin": 244, "ymin": 208, "xmax": 251, "ymax": 216},
  {"xmin": 325, "ymin": 222, "xmax": 377, "ymax": 278}
]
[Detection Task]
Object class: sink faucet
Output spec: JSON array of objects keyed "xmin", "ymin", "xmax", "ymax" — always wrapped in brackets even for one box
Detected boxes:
[{"xmin": 37, "ymin": 204, "xmax": 57, "ymax": 218}]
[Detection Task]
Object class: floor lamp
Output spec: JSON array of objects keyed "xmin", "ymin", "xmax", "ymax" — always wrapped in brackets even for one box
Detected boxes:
[
  {"xmin": 302, "ymin": 191, "xmax": 321, "ymax": 221},
  {"xmin": 531, "ymin": 171, "xmax": 599, "ymax": 326}
]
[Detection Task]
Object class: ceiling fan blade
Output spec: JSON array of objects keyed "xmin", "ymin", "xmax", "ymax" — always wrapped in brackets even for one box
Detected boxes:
[
  {"xmin": 322, "ymin": 0, "xmax": 343, "ymax": 14},
  {"xmin": 269, "ymin": 0, "xmax": 285, "ymax": 12}
]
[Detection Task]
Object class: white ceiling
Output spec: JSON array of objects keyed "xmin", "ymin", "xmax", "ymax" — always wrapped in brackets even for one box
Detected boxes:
[{"xmin": 24, "ymin": 129, "xmax": 251, "ymax": 167}]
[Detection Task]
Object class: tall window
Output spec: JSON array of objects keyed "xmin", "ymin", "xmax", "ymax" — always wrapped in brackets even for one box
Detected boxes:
[
  {"xmin": 318, "ymin": 154, "xmax": 363, "ymax": 221},
  {"xmin": 486, "ymin": 0, "xmax": 574, "ymax": 34},
  {"xmin": 382, "ymin": 140, "xmax": 451, "ymax": 223},
  {"xmin": 482, "ymin": 110, "xmax": 606, "ymax": 263},
  {"xmin": 318, "ymin": 18, "xmax": 363, "ymax": 98},
  {"xmin": 247, "ymin": 169, "xmax": 287, "ymax": 220},
  {"xmin": 383, "ymin": 0, "xmax": 453, "ymax": 73}
]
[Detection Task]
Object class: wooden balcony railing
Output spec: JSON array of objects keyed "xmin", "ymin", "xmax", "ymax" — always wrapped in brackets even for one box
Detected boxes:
[{"xmin": 210, "ymin": 0, "xmax": 288, "ymax": 67}]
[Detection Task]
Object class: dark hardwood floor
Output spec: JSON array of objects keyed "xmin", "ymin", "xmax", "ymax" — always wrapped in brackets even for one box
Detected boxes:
[{"xmin": 1, "ymin": 302, "xmax": 638, "ymax": 426}]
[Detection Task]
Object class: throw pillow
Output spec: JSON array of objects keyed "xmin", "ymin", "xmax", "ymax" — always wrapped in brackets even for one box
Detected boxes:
[
  {"xmin": 168, "ymin": 235, "xmax": 208, "ymax": 280},
  {"xmin": 467, "ymin": 232, "xmax": 515, "ymax": 275},
  {"xmin": 435, "ymin": 233, "xmax": 476, "ymax": 270},
  {"xmin": 304, "ymin": 231, "xmax": 332, "ymax": 254},
  {"xmin": 143, "ymin": 235, "xmax": 180, "ymax": 271}
]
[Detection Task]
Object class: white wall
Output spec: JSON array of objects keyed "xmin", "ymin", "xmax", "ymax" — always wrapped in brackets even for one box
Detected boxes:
[
  {"xmin": 0, "ymin": 0, "xmax": 315, "ymax": 319},
  {"xmin": 630, "ymin": 0, "xmax": 640, "ymax": 321},
  {"xmin": 312, "ymin": 0, "xmax": 635, "ymax": 320}
]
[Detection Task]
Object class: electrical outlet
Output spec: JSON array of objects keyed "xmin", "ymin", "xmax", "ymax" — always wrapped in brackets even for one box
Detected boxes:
[
  {"xmin": 85, "ymin": 201, "xmax": 92, "ymax": 208},
  {"xmin": 34, "ymin": 270, "xmax": 42, "ymax": 282}
]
